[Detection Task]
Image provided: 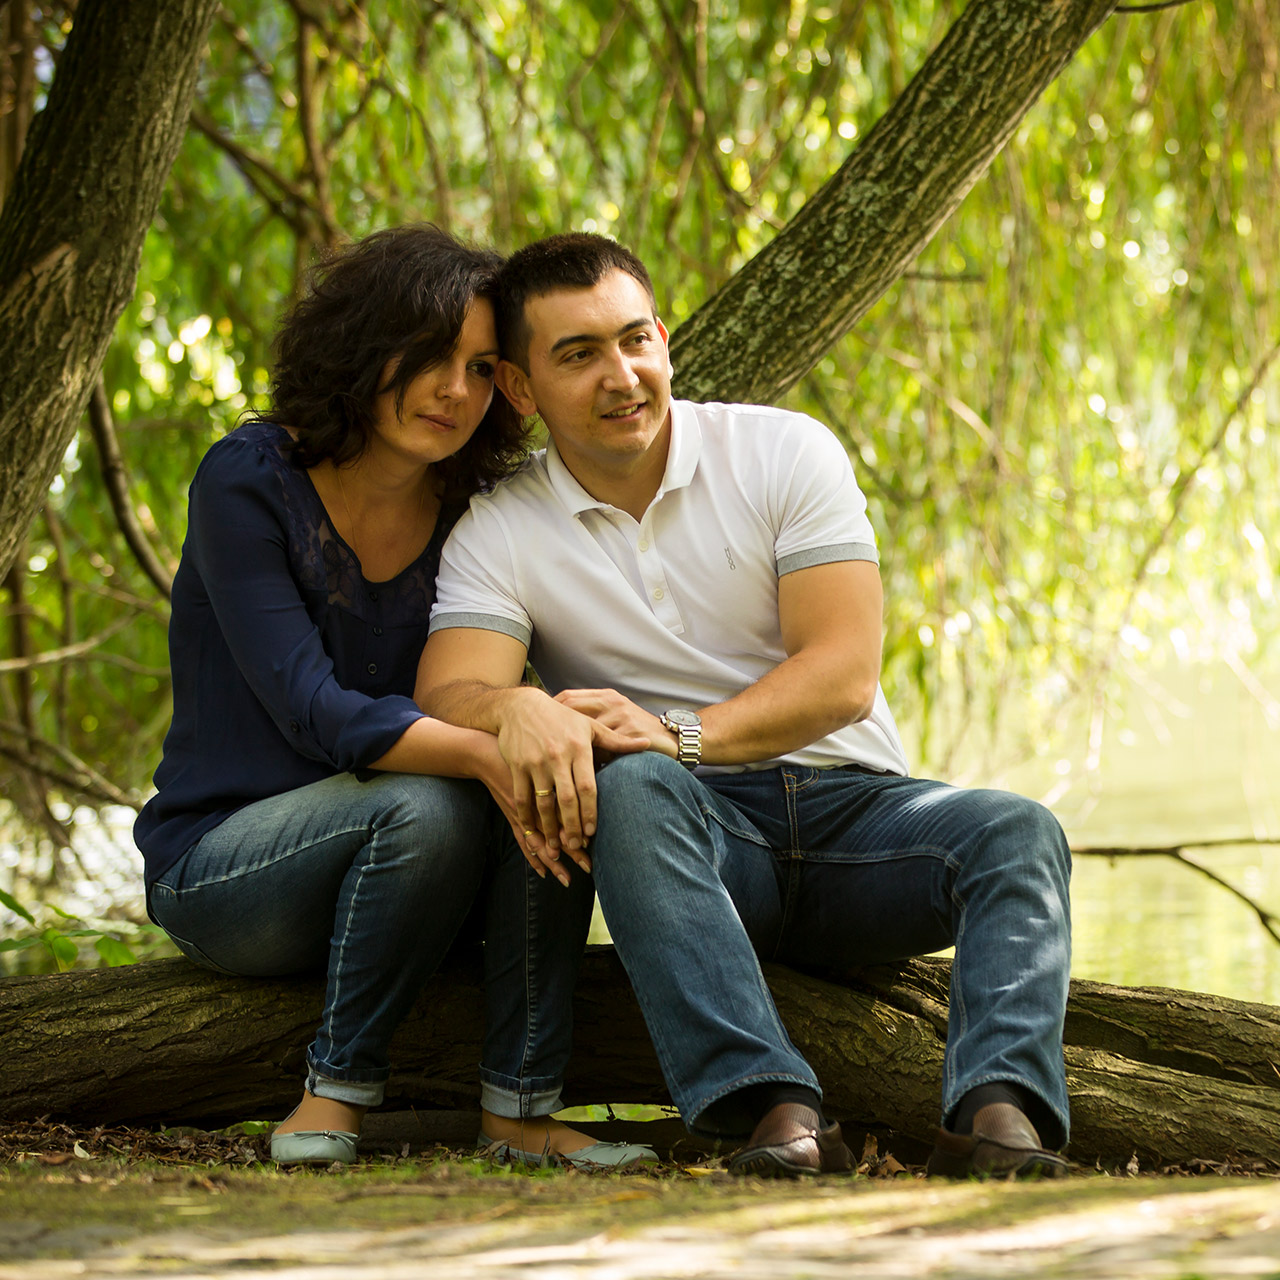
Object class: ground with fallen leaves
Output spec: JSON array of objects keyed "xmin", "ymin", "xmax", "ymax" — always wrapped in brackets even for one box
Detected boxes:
[{"xmin": 2, "ymin": 1120, "xmax": 1278, "ymax": 1279}]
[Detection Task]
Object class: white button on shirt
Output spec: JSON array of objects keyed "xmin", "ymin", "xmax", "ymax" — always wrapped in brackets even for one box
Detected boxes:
[{"xmin": 430, "ymin": 399, "xmax": 910, "ymax": 776}]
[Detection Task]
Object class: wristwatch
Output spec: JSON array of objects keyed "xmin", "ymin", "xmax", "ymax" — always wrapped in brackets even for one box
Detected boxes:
[{"xmin": 659, "ymin": 709, "xmax": 703, "ymax": 769}]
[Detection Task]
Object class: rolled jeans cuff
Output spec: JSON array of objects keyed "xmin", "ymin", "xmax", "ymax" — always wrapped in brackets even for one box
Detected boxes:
[
  {"xmin": 480, "ymin": 1075, "xmax": 563, "ymax": 1120},
  {"xmin": 306, "ymin": 1052, "xmax": 387, "ymax": 1109}
]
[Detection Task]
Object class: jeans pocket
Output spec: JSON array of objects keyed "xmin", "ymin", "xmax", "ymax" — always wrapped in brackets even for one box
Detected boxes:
[
  {"xmin": 148, "ymin": 882, "xmax": 239, "ymax": 976},
  {"xmin": 698, "ymin": 799, "xmax": 770, "ymax": 847}
]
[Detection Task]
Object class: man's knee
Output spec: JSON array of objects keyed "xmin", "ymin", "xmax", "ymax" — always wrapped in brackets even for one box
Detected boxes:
[
  {"xmin": 969, "ymin": 790, "xmax": 1071, "ymax": 886},
  {"xmin": 595, "ymin": 750, "xmax": 698, "ymax": 812}
]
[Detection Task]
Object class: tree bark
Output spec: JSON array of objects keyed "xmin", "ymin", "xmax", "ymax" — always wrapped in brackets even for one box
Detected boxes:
[
  {"xmin": 0, "ymin": 0, "xmax": 221, "ymax": 583},
  {"xmin": 2, "ymin": 952, "xmax": 1277, "ymax": 1170},
  {"xmin": 670, "ymin": 0, "xmax": 1118, "ymax": 405}
]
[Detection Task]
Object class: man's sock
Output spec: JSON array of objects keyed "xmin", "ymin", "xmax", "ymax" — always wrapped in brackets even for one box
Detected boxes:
[
  {"xmin": 739, "ymin": 1083, "xmax": 827, "ymax": 1130},
  {"xmin": 951, "ymin": 1081, "xmax": 1036, "ymax": 1135}
]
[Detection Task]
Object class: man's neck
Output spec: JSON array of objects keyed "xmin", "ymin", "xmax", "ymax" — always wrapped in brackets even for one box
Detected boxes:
[{"xmin": 554, "ymin": 421, "xmax": 672, "ymax": 523}]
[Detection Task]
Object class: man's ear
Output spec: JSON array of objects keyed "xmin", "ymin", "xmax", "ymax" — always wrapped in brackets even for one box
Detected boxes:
[
  {"xmin": 658, "ymin": 316, "xmax": 674, "ymax": 379},
  {"xmin": 496, "ymin": 359, "xmax": 538, "ymax": 416}
]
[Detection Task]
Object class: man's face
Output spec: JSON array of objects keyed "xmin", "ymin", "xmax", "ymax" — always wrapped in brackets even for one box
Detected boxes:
[{"xmin": 498, "ymin": 269, "xmax": 672, "ymax": 488}]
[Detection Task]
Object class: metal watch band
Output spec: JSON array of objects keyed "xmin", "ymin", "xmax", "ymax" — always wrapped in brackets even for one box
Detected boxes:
[{"xmin": 660, "ymin": 711, "xmax": 702, "ymax": 769}]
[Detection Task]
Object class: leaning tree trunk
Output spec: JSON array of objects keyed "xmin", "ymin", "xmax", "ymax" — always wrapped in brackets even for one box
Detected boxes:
[
  {"xmin": 0, "ymin": 0, "xmax": 221, "ymax": 582},
  {"xmin": 2, "ymin": 953, "xmax": 1277, "ymax": 1170},
  {"xmin": 671, "ymin": 0, "xmax": 1118, "ymax": 405}
]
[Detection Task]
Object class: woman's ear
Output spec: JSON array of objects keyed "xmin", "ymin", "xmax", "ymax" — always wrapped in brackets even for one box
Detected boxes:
[{"xmin": 495, "ymin": 360, "xmax": 538, "ymax": 416}]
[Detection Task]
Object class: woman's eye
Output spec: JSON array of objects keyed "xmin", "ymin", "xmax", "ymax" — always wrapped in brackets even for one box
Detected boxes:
[{"xmin": 470, "ymin": 361, "xmax": 495, "ymax": 378}]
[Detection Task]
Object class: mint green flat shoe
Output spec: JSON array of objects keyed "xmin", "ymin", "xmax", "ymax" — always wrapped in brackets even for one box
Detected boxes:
[
  {"xmin": 477, "ymin": 1131, "xmax": 658, "ymax": 1170},
  {"xmin": 271, "ymin": 1128, "xmax": 359, "ymax": 1166}
]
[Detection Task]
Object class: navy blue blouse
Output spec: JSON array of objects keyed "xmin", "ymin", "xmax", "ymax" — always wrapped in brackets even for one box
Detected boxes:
[{"xmin": 134, "ymin": 422, "xmax": 458, "ymax": 882}]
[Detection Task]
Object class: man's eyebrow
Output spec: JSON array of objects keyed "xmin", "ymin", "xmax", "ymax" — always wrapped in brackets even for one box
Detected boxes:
[{"xmin": 549, "ymin": 317, "xmax": 652, "ymax": 356}]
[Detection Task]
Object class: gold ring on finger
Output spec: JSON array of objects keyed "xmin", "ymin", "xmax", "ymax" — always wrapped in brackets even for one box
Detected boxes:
[
  {"xmin": 523, "ymin": 829, "xmax": 536, "ymax": 837},
  {"xmin": 534, "ymin": 788, "xmax": 553, "ymax": 797}
]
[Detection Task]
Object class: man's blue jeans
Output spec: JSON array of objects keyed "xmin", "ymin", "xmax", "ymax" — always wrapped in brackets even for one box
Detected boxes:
[
  {"xmin": 149, "ymin": 771, "xmax": 594, "ymax": 1116},
  {"xmin": 590, "ymin": 753, "xmax": 1072, "ymax": 1145}
]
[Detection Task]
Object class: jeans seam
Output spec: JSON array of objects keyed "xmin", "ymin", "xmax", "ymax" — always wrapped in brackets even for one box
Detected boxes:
[
  {"xmin": 324, "ymin": 839, "xmax": 375, "ymax": 1064},
  {"xmin": 520, "ymin": 861, "xmax": 539, "ymax": 1112},
  {"xmin": 173, "ymin": 821, "xmax": 375, "ymax": 890},
  {"xmin": 945, "ymin": 850, "xmax": 967, "ymax": 1102}
]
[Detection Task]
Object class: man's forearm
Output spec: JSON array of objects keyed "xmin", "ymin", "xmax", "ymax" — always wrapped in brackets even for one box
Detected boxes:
[
  {"xmin": 698, "ymin": 643, "xmax": 879, "ymax": 766},
  {"xmin": 418, "ymin": 677, "xmax": 538, "ymax": 735}
]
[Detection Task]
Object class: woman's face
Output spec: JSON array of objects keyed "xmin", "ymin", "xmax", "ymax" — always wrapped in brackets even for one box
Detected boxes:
[{"xmin": 368, "ymin": 297, "xmax": 500, "ymax": 470}]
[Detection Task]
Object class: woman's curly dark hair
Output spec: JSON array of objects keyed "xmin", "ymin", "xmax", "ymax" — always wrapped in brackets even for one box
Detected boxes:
[{"xmin": 252, "ymin": 224, "xmax": 531, "ymax": 498}]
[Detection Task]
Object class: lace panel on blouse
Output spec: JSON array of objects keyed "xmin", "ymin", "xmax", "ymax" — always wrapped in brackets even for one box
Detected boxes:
[{"xmin": 256, "ymin": 424, "xmax": 456, "ymax": 620}]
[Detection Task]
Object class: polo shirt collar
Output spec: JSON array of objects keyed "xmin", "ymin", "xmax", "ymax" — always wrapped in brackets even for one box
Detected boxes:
[{"xmin": 543, "ymin": 398, "xmax": 702, "ymax": 516}]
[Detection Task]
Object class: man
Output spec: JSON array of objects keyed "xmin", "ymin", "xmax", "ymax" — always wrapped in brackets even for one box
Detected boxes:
[{"xmin": 416, "ymin": 233, "xmax": 1072, "ymax": 1178}]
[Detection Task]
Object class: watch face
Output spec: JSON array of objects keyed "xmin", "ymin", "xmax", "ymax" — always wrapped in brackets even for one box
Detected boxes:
[{"xmin": 664, "ymin": 709, "xmax": 700, "ymax": 727}]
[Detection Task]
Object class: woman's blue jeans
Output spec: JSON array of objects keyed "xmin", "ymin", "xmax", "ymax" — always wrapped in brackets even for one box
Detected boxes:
[
  {"xmin": 148, "ymin": 771, "xmax": 594, "ymax": 1114},
  {"xmin": 590, "ymin": 753, "xmax": 1073, "ymax": 1145}
]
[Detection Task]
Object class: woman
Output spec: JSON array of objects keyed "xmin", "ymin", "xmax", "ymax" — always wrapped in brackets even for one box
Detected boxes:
[{"xmin": 135, "ymin": 226, "xmax": 653, "ymax": 1168}]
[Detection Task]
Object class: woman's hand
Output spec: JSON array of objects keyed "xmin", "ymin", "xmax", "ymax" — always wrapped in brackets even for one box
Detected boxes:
[
  {"xmin": 495, "ymin": 687, "xmax": 647, "ymax": 874},
  {"xmin": 470, "ymin": 732, "xmax": 577, "ymax": 886}
]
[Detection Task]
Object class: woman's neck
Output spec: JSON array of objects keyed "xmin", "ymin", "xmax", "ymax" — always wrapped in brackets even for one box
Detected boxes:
[{"xmin": 312, "ymin": 455, "xmax": 442, "ymax": 584}]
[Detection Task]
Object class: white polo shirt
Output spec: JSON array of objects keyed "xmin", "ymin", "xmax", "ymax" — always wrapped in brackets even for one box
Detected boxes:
[{"xmin": 430, "ymin": 399, "xmax": 909, "ymax": 775}]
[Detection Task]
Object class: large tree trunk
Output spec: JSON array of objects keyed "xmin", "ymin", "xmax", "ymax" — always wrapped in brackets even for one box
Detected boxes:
[
  {"xmin": 671, "ymin": 0, "xmax": 1118, "ymax": 405},
  {"xmin": 2, "ymin": 952, "xmax": 1277, "ymax": 1170},
  {"xmin": 0, "ymin": 0, "xmax": 221, "ymax": 582}
]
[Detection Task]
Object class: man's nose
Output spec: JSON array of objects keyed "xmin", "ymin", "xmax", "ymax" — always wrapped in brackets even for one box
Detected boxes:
[{"xmin": 601, "ymin": 349, "xmax": 640, "ymax": 390}]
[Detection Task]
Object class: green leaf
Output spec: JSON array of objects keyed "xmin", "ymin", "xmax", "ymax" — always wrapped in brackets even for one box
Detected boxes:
[
  {"xmin": 0, "ymin": 888, "xmax": 36, "ymax": 924},
  {"xmin": 0, "ymin": 936, "xmax": 41, "ymax": 953},
  {"xmin": 42, "ymin": 929, "xmax": 80, "ymax": 972},
  {"xmin": 94, "ymin": 936, "xmax": 138, "ymax": 967}
]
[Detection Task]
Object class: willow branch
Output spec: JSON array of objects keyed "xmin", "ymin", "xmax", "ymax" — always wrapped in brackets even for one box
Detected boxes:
[
  {"xmin": 294, "ymin": 12, "xmax": 339, "ymax": 246},
  {"xmin": 1074, "ymin": 841, "xmax": 1280, "ymax": 947},
  {"xmin": 0, "ymin": 721, "xmax": 137, "ymax": 808},
  {"xmin": 0, "ymin": 615, "xmax": 133, "ymax": 673},
  {"xmin": 85, "ymin": 379, "xmax": 174, "ymax": 599},
  {"xmin": 188, "ymin": 107, "xmax": 315, "ymax": 240}
]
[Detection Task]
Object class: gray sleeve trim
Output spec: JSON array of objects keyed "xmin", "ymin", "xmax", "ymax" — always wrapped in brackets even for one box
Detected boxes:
[
  {"xmin": 428, "ymin": 611, "xmax": 533, "ymax": 648},
  {"xmin": 777, "ymin": 541, "xmax": 879, "ymax": 576}
]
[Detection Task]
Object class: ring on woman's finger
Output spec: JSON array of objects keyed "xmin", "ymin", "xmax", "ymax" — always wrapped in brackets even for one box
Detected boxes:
[
  {"xmin": 523, "ymin": 829, "xmax": 536, "ymax": 837},
  {"xmin": 534, "ymin": 788, "xmax": 553, "ymax": 797}
]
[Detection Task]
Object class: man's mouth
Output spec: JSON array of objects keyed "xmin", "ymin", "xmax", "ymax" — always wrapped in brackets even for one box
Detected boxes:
[{"xmin": 601, "ymin": 402, "xmax": 644, "ymax": 419}]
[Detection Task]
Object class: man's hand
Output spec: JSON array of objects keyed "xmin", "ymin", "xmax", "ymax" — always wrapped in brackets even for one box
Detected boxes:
[
  {"xmin": 416, "ymin": 627, "xmax": 647, "ymax": 877},
  {"xmin": 553, "ymin": 688, "xmax": 678, "ymax": 761},
  {"xmin": 497, "ymin": 687, "xmax": 648, "ymax": 875}
]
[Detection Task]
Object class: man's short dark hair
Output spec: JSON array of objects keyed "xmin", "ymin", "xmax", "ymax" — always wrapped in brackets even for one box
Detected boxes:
[{"xmin": 497, "ymin": 233, "xmax": 657, "ymax": 372}]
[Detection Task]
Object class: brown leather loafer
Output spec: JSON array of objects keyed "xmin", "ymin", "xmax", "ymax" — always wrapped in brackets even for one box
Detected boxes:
[
  {"xmin": 926, "ymin": 1102, "xmax": 1068, "ymax": 1179},
  {"xmin": 728, "ymin": 1102, "xmax": 854, "ymax": 1178}
]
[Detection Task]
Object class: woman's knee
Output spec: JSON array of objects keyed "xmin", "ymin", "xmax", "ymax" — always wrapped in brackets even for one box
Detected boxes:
[{"xmin": 374, "ymin": 774, "xmax": 492, "ymax": 850}]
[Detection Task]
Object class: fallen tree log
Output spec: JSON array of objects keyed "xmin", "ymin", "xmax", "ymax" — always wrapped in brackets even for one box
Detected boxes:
[{"xmin": 2, "ymin": 950, "xmax": 1277, "ymax": 1169}]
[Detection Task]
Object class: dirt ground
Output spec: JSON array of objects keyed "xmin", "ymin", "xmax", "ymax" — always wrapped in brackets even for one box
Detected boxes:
[{"xmin": 2, "ymin": 1116, "xmax": 1277, "ymax": 1280}]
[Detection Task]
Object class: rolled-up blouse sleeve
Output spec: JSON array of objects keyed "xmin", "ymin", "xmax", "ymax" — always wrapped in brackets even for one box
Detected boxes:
[{"xmin": 186, "ymin": 443, "xmax": 423, "ymax": 772}]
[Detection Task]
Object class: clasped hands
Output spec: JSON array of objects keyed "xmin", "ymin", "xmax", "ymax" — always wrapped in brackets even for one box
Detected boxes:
[{"xmin": 496, "ymin": 686, "xmax": 677, "ymax": 886}]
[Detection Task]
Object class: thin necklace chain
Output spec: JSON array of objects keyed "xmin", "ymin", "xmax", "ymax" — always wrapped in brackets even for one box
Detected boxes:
[{"xmin": 334, "ymin": 464, "xmax": 427, "ymax": 565}]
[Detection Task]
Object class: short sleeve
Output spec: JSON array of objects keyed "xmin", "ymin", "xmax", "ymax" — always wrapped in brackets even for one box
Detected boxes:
[
  {"xmin": 429, "ymin": 498, "xmax": 534, "ymax": 647},
  {"xmin": 770, "ymin": 415, "xmax": 878, "ymax": 576}
]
